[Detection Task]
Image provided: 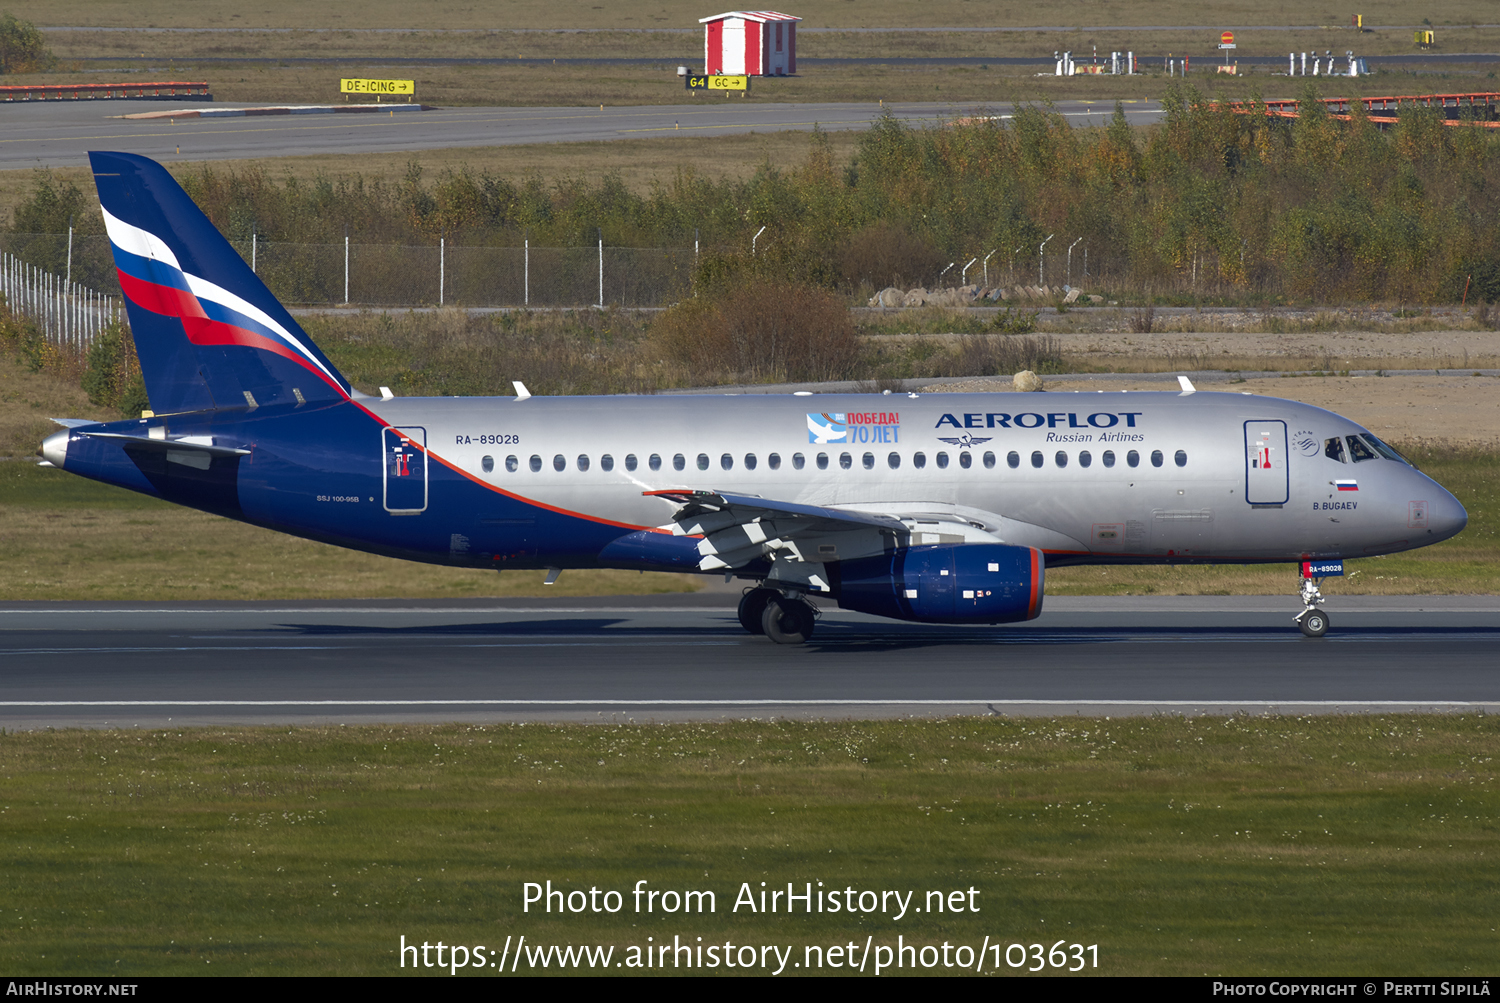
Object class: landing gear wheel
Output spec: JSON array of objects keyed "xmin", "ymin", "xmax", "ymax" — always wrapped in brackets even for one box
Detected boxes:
[
  {"xmin": 761, "ymin": 597, "xmax": 816, "ymax": 645},
  {"xmin": 737, "ymin": 587, "xmax": 778, "ymax": 635},
  {"xmin": 1298, "ymin": 609, "xmax": 1329, "ymax": 638}
]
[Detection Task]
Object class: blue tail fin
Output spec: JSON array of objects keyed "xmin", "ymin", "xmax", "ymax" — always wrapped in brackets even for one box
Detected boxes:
[{"xmin": 90, "ymin": 151, "xmax": 351, "ymax": 414}]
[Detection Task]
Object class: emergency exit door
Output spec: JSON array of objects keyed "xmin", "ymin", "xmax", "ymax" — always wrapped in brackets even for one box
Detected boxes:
[
  {"xmin": 382, "ymin": 426, "xmax": 428, "ymax": 514},
  {"xmin": 1244, "ymin": 420, "xmax": 1288, "ymax": 504}
]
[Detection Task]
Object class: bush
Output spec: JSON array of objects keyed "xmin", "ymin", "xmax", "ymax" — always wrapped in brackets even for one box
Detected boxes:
[
  {"xmin": 651, "ymin": 279, "xmax": 860, "ymax": 385},
  {"xmin": 0, "ymin": 12, "xmax": 53, "ymax": 74},
  {"xmin": 81, "ymin": 322, "xmax": 150, "ymax": 416},
  {"xmin": 837, "ymin": 222, "xmax": 945, "ymax": 291}
]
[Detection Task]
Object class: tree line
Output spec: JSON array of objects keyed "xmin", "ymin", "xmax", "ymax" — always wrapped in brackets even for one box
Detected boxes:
[{"xmin": 10, "ymin": 86, "xmax": 1500, "ymax": 303}]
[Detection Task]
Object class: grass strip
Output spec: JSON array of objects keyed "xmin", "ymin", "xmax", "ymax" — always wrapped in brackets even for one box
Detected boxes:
[{"xmin": 0, "ymin": 715, "xmax": 1495, "ymax": 975}]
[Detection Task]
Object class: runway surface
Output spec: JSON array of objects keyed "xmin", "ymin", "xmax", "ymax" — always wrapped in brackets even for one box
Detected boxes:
[
  {"xmin": 0, "ymin": 99, "xmax": 1162, "ymax": 170},
  {"xmin": 1, "ymin": 595, "xmax": 1495, "ymax": 729}
]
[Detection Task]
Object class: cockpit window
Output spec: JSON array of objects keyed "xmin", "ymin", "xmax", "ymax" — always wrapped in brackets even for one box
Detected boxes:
[
  {"xmin": 1345, "ymin": 435, "xmax": 1377, "ymax": 462},
  {"xmin": 1360, "ymin": 434, "xmax": 1409, "ymax": 464},
  {"xmin": 1324, "ymin": 437, "xmax": 1346, "ymax": 463}
]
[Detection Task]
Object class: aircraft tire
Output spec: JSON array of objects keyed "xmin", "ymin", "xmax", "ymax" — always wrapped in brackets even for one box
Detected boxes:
[
  {"xmin": 1299, "ymin": 610, "xmax": 1329, "ymax": 638},
  {"xmin": 738, "ymin": 587, "xmax": 778, "ymax": 635},
  {"xmin": 761, "ymin": 597, "xmax": 815, "ymax": 644}
]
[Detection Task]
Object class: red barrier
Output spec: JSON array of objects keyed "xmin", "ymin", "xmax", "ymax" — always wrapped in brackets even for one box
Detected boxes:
[
  {"xmin": 1224, "ymin": 92, "xmax": 1500, "ymax": 128},
  {"xmin": 0, "ymin": 81, "xmax": 211, "ymax": 102}
]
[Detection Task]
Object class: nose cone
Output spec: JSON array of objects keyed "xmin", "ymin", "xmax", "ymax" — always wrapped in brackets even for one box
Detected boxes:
[
  {"xmin": 1427, "ymin": 484, "xmax": 1468, "ymax": 545},
  {"xmin": 39, "ymin": 429, "xmax": 70, "ymax": 468}
]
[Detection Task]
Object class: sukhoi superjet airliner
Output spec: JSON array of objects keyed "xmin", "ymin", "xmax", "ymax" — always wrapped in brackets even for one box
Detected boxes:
[{"xmin": 38, "ymin": 153, "xmax": 1468, "ymax": 643}]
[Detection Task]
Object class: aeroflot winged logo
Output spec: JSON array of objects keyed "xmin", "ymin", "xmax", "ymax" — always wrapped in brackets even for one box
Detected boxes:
[{"xmin": 99, "ymin": 205, "xmax": 348, "ymax": 395}]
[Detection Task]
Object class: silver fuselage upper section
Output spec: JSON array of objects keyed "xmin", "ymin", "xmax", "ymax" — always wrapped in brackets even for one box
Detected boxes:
[{"xmin": 362, "ymin": 389, "xmax": 1467, "ymax": 565}]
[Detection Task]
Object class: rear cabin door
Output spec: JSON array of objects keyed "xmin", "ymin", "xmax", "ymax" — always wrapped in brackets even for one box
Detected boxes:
[
  {"xmin": 383, "ymin": 426, "xmax": 428, "ymax": 514},
  {"xmin": 1244, "ymin": 420, "xmax": 1288, "ymax": 504}
]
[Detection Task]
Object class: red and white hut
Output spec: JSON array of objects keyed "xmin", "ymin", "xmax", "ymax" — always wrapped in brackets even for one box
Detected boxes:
[{"xmin": 699, "ymin": 11, "xmax": 800, "ymax": 76}]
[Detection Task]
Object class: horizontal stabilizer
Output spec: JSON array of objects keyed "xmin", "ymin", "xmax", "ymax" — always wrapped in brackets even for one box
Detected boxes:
[{"xmin": 79, "ymin": 431, "xmax": 251, "ymax": 458}]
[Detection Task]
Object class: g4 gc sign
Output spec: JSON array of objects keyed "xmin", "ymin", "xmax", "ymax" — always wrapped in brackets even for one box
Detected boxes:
[{"xmin": 686, "ymin": 74, "xmax": 749, "ymax": 91}]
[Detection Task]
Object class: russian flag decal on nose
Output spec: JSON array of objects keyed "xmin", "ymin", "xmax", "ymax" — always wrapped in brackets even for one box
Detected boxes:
[{"xmin": 1335, "ymin": 479, "xmax": 1358, "ymax": 491}]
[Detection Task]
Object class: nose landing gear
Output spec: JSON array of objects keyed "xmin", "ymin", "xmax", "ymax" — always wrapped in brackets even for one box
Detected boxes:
[{"xmin": 1294, "ymin": 574, "xmax": 1330, "ymax": 637}]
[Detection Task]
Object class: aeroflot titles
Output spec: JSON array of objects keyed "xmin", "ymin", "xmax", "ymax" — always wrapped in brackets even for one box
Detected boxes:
[{"xmin": 936, "ymin": 412, "xmax": 1144, "ymax": 430}]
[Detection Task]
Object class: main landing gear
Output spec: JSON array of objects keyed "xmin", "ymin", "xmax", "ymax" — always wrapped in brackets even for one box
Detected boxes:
[
  {"xmin": 738, "ymin": 586, "xmax": 817, "ymax": 645},
  {"xmin": 1294, "ymin": 574, "xmax": 1330, "ymax": 638}
]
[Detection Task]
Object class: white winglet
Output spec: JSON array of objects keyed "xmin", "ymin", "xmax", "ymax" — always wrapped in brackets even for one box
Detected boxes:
[
  {"xmin": 1177, "ymin": 376, "xmax": 1197, "ymax": 395},
  {"xmin": 513, "ymin": 381, "xmax": 532, "ymax": 400},
  {"xmin": 379, "ymin": 386, "xmax": 395, "ymax": 400}
]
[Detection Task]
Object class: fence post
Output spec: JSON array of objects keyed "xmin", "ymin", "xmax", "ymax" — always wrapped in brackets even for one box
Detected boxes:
[
  {"xmin": 252, "ymin": 232, "xmax": 257, "ymax": 274},
  {"xmin": 344, "ymin": 235, "xmax": 350, "ymax": 305},
  {"xmin": 440, "ymin": 236, "xmax": 445, "ymax": 307},
  {"xmin": 524, "ymin": 238, "xmax": 529, "ymax": 306},
  {"xmin": 66, "ymin": 224, "xmax": 73, "ymax": 285},
  {"xmin": 598, "ymin": 235, "xmax": 604, "ymax": 308}
]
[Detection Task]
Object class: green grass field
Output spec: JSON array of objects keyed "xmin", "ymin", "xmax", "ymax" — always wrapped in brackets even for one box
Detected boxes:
[{"xmin": 0, "ymin": 715, "xmax": 1495, "ymax": 975}]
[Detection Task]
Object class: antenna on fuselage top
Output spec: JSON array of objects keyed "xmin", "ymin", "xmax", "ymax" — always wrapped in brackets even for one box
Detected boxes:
[
  {"xmin": 513, "ymin": 381, "xmax": 532, "ymax": 401},
  {"xmin": 1177, "ymin": 376, "xmax": 1197, "ymax": 395}
]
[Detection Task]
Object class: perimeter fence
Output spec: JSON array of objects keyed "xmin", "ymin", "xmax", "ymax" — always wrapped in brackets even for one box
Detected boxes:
[{"xmin": 0, "ymin": 233, "xmax": 696, "ymax": 314}]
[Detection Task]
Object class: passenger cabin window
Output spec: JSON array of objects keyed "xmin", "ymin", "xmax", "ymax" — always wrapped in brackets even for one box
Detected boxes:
[
  {"xmin": 625, "ymin": 454, "xmax": 638, "ymax": 471},
  {"xmin": 1030, "ymin": 451, "xmax": 1043, "ymax": 469},
  {"xmin": 506, "ymin": 455, "xmax": 518, "ymax": 473},
  {"xmin": 481, "ymin": 455, "xmax": 494, "ymax": 473},
  {"xmin": 936, "ymin": 452, "xmax": 950, "ymax": 469},
  {"xmin": 1174, "ymin": 450, "xmax": 1187, "ymax": 467},
  {"xmin": 673, "ymin": 453, "xmax": 685, "ymax": 471},
  {"xmin": 744, "ymin": 453, "xmax": 757, "ymax": 470},
  {"xmin": 1126, "ymin": 450, "xmax": 1140, "ymax": 468},
  {"xmin": 840, "ymin": 452, "xmax": 853, "ymax": 470},
  {"xmin": 553, "ymin": 454, "xmax": 567, "ymax": 472},
  {"xmin": 697, "ymin": 453, "xmax": 710, "ymax": 471},
  {"xmin": 720, "ymin": 453, "xmax": 733, "ymax": 470},
  {"xmin": 600, "ymin": 454, "xmax": 614, "ymax": 472},
  {"xmin": 816, "ymin": 453, "xmax": 828, "ymax": 470},
  {"xmin": 1346, "ymin": 435, "xmax": 1377, "ymax": 462},
  {"xmin": 1150, "ymin": 449, "xmax": 1164, "ymax": 467},
  {"xmin": 1324, "ymin": 437, "xmax": 1346, "ymax": 463},
  {"xmin": 1079, "ymin": 450, "xmax": 1091, "ymax": 468},
  {"xmin": 768, "ymin": 453, "xmax": 781, "ymax": 470},
  {"xmin": 983, "ymin": 451, "xmax": 995, "ymax": 469},
  {"xmin": 530, "ymin": 455, "xmax": 542, "ymax": 472},
  {"xmin": 863, "ymin": 452, "xmax": 875, "ymax": 470},
  {"xmin": 958, "ymin": 452, "xmax": 972, "ymax": 469},
  {"xmin": 793, "ymin": 453, "xmax": 805, "ymax": 470},
  {"xmin": 914, "ymin": 451, "xmax": 927, "ymax": 469},
  {"xmin": 1102, "ymin": 450, "xmax": 1115, "ymax": 468},
  {"xmin": 1007, "ymin": 451, "xmax": 1020, "ymax": 469},
  {"xmin": 888, "ymin": 452, "xmax": 900, "ymax": 469},
  {"xmin": 1055, "ymin": 450, "xmax": 1068, "ymax": 468},
  {"xmin": 649, "ymin": 453, "xmax": 662, "ymax": 471},
  {"xmin": 576, "ymin": 454, "xmax": 590, "ymax": 472}
]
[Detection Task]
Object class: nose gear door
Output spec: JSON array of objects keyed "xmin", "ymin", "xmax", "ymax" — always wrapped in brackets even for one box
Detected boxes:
[
  {"xmin": 382, "ymin": 426, "xmax": 428, "ymax": 514},
  {"xmin": 1244, "ymin": 420, "xmax": 1288, "ymax": 505}
]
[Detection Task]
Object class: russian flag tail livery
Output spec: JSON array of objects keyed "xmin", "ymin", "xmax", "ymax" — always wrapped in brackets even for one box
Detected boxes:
[{"xmin": 89, "ymin": 151, "xmax": 351, "ymax": 414}]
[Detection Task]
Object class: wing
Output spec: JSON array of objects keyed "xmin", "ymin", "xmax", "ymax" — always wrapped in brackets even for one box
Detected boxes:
[{"xmin": 644, "ymin": 489, "xmax": 998, "ymax": 576}]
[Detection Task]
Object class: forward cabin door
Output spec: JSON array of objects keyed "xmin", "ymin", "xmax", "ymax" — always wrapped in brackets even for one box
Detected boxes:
[
  {"xmin": 1244, "ymin": 420, "xmax": 1288, "ymax": 504},
  {"xmin": 383, "ymin": 426, "xmax": 428, "ymax": 514}
]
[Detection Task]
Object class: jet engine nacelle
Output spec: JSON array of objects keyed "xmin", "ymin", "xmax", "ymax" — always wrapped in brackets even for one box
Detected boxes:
[{"xmin": 833, "ymin": 543, "xmax": 1044, "ymax": 624}]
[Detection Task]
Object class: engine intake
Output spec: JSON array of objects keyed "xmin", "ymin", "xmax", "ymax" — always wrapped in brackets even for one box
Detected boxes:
[{"xmin": 834, "ymin": 543, "xmax": 1044, "ymax": 624}]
